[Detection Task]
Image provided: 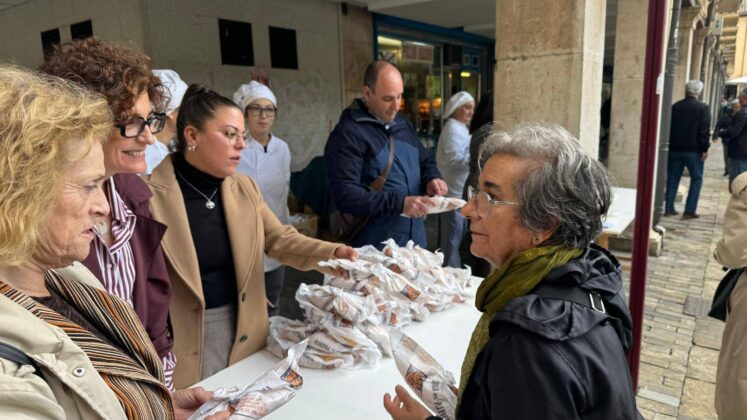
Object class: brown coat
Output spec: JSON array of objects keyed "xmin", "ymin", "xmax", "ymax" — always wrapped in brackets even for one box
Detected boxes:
[
  {"xmin": 147, "ymin": 156, "xmax": 339, "ymax": 388},
  {"xmin": 714, "ymin": 172, "xmax": 747, "ymax": 418}
]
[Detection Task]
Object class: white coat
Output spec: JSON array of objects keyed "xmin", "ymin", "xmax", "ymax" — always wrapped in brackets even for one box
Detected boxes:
[{"xmin": 236, "ymin": 134, "xmax": 291, "ymax": 272}]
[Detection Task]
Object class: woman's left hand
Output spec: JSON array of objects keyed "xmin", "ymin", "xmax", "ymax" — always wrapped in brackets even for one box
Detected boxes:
[
  {"xmin": 383, "ymin": 385, "xmax": 433, "ymax": 420},
  {"xmin": 173, "ymin": 387, "xmax": 230, "ymax": 420}
]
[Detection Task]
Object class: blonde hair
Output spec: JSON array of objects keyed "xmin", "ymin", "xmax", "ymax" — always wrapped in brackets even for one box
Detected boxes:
[{"xmin": 0, "ymin": 65, "xmax": 112, "ymax": 266}]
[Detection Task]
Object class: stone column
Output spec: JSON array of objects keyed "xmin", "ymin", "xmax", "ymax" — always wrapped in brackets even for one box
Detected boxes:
[
  {"xmin": 606, "ymin": 0, "xmax": 648, "ymax": 188},
  {"xmin": 672, "ymin": 9, "xmax": 699, "ymax": 102},
  {"xmin": 493, "ymin": 0, "xmax": 606, "ymax": 156},
  {"xmin": 735, "ymin": 14, "xmax": 747, "ymax": 78},
  {"xmin": 690, "ymin": 27, "xmax": 707, "ymax": 82}
]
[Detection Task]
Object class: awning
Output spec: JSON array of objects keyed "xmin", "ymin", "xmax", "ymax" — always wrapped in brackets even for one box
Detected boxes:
[{"xmin": 726, "ymin": 76, "xmax": 747, "ymax": 85}]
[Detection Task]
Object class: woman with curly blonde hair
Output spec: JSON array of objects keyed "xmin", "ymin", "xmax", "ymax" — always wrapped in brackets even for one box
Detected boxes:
[{"xmin": 40, "ymin": 37, "xmax": 177, "ymax": 387}]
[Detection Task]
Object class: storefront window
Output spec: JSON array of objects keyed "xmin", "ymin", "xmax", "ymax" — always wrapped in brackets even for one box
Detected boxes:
[{"xmin": 377, "ymin": 36, "xmax": 442, "ymax": 147}]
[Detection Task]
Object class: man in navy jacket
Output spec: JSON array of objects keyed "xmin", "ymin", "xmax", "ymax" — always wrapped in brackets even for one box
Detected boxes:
[
  {"xmin": 720, "ymin": 88, "xmax": 747, "ymax": 188},
  {"xmin": 325, "ymin": 61, "xmax": 447, "ymax": 248},
  {"xmin": 664, "ymin": 80, "xmax": 711, "ymax": 219}
]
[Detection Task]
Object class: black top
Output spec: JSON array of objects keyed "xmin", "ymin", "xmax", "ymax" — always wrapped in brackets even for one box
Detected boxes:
[
  {"xmin": 669, "ymin": 96, "xmax": 711, "ymax": 154},
  {"xmin": 173, "ymin": 154, "xmax": 237, "ymax": 309},
  {"xmin": 33, "ymin": 288, "xmax": 122, "ymax": 351}
]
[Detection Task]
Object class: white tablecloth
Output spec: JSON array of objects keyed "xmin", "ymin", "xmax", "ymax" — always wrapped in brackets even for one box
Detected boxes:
[{"xmin": 197, "ymin": 285, "xmax": 483, "ymax": 419}]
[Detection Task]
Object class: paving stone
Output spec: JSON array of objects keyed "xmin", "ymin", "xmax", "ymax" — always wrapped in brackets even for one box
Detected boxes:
[
  {"xmin": 678, "ymin": 378, "xmax": 717, "ymax": 419},
  {"xmin": 683, "ymin": 295, "xmax": 711, "ymax": 317},
  {"xmin": 685, "ymin": 346, "xmax": 719, "ymax": 383},
  {"xmin": 638, "ymin": 388, "xmax": 681, "ymax": 407},
  {"xmin": 693, "ymin": 317, "xmax": 725, "ymax": 351}
]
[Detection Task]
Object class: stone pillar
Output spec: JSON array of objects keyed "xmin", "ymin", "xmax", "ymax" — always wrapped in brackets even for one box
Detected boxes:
[
  {"xmin": 735, "ymin": 14, "xmax": 747, "ymax": 78},
  {"xmin": 493, "ymin": 0, "xmax": 606, "ymax": 156},
  {"xmin": 690, "ymin": 27, "xmax": 707, "ymax": 82},
  {"xmin": 672, "ymin": 10, "xmax": 698, "ymax": 102},
  {"xmin": 606, "ymin": 0, "xmax": 648, "ymax": 188}
]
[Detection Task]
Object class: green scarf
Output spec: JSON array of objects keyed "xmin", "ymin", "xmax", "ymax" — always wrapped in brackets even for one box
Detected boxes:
[{"xmin": 457, "ymin": 245, "xmax": 583, "ymax": 414}]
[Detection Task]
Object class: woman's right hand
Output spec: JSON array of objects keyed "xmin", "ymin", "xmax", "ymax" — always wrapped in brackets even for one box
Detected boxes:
[{"xmin": 383, "ymin": 385, "xmax": 434, "ymax": 420}]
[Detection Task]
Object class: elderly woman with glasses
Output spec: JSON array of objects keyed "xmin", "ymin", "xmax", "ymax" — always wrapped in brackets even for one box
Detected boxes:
[
  {"xmin": 0, "ymin": 65, "xmax": 229, "ymax": 420},
  {"xmin": 384, "ymin": 123, "xmax": 641, "ymax": 419},
  {"xmin": 147, "ymin": 84, "xmax": 357, "ymax": 389},
  {"xmin": 40, "ymin": 37, "xmax": 177, "ymax": 388}
]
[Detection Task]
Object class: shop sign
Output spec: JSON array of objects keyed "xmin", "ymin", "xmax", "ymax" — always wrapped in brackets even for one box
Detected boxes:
[{"xmin": 402, "ymin": 42, "xmax": 434, "ymax": 64}]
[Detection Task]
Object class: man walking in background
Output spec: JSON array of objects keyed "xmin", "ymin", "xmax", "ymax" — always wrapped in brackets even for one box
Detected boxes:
[
  {"xmin": 665, "ymin": 80, "xmax": 711, "ymax": 220},
  {"xmin": 720, "ymin": 88, "xmax": 747, "ymax": 188}
]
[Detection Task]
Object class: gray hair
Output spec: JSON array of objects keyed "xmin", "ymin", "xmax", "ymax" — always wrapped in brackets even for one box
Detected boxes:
[
  {"xmin": 685, "ymin": 80, "xmax": 704, "ymax": 96},
  {"xmin": 478, "ymin": 123, "xmax": 612, "ymax": 248},
  {"xmin": 740, "ymin": 88, "xmax": 747, "ymax": 97}
]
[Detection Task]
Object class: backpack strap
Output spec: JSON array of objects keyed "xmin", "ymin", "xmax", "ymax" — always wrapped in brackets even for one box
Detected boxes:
[
  {"xmin": 530, "ymin": 283, "xmax": 606, "ymax": 314},
  {"xmin": 0, "ymin": 342, "xmax": 42, "ymax": 377}
]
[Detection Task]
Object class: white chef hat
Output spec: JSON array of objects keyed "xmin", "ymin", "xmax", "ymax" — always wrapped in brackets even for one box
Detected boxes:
[
  {"xmin": 233, "ymin": 81, "xmax": 277, "ymax": 111},
  {"xmin": 152, "ymin": 69, "xmax": 188, "ymax": 114},
  {"xmin": 443, "ymin": 91, "xmax": 475, "ymax": 119}
]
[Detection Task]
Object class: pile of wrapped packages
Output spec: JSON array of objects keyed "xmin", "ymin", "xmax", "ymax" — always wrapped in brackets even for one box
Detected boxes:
[
  {"xmin": 266, "ymin": 239, "xmax": 473, "ymax": 369},
  {"xmin": 191, "ymin": 240, "xmax": 472, "ymax": 419}
]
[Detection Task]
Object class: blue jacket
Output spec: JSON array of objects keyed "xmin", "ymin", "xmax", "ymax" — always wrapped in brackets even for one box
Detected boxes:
[{"xmin": 324, "ymin": 99, "xmax": 441, "ymax": 248}]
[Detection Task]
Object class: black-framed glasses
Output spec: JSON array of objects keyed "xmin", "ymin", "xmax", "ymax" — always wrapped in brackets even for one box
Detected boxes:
[
  {"xmin": 467, "ymin": 185, "xmax": 520, "ymax": 218},
  {"xmin": 116, "ymin": 112, "xmax": 166, "ymax": 138},
  {"xmin": 246, "ymin": 105, "xmax": 276, "ymax": 117}
]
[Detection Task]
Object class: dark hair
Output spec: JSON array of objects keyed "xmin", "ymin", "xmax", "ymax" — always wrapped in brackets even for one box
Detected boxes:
[
  {"xmin": 39, "ymin": 37, "xmax": 165, "ymax": 125},
  {"xmin": 470, "ymin": 90, "xmax": 493, "ymax": 134},
  {"xmin": 363, "ymin": 60, "xmax": 395, "ymax": 90},
  {"xmin": 176, "ymin": 83, "xmax": 242, "ymax": 153}
]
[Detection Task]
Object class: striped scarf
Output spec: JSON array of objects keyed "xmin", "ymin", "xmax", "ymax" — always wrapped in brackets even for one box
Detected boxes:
[{"xmin": 0, "ymin": 271, "xmax": 174, "ymax": 419}]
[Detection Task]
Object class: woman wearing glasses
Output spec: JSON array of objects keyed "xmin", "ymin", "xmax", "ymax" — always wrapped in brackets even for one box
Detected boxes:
[
  {"xmin": 383, "ymin": 123, "xmax": 641, "ymax": 419},
  {"xmin": 233, "ymin": 81, "xmax": 290, "ymax": 317},
  {"xmin": 40, "ymin": 38, "xmax": 177, "ymax": 388},
  {"xmin": 147, "ymin": 85, "xmax": 356, "ymax": 388}
]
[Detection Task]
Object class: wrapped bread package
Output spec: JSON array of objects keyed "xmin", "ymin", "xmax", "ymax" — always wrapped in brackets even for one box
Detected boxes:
[
  {"xmin": 296, "ymin": 283, "xmax": 378, "ymax": 323},
  {"xmin": 400, "ymin": 196, "xmax": 466, "ymax": 217},
  {"xmin": 266, "ymin": 316, "xmax": 382, "ymax": 369},
  {"xmin": 189, "ymin": 340, "xmax": 308, "ymax": 420},
  {"xmin": 389, "ymin": 329, "xmax": 457, "ymax": 420}
]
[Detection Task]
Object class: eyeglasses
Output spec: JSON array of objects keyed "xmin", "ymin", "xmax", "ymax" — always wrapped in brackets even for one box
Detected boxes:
[
  {"xmin": 467, "ymin": 185, "xmax": 520, "ymax": 218},
  {"xmin": 219, "ymin": 129, "xmax": 246, "ymax": 146},
  {"xmin": 246, "ymin": 105, "xmax": 277, "ymax": 117},
  {"xmin": 116, "ymin": 113, "xmax": 166, "ymax": 138}
]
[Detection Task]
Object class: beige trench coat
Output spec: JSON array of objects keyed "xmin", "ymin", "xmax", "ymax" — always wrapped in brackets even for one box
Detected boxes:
[
  {"xmin": 0, "ymin": 271, "xmax": 126, "ymax": 420},
  {"xmin": 714, "ymin": 172, "xmax": 747, "ymax": 419},
  {"xmin": 147, "ymin": 156, "xmax": 339, "ymax": 389}
]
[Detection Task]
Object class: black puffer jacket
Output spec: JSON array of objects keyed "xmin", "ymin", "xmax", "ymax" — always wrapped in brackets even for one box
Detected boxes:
[{"xmin": 458, "ymin": 245, "xmax": 641, "ymax": 419}]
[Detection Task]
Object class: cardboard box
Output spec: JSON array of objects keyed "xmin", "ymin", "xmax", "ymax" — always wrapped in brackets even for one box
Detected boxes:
[{"xmin": 289, "ymin": 212, "xmax": 318, "ymax": 238}]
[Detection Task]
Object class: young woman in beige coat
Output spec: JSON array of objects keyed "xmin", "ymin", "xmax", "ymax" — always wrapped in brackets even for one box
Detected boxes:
[
  {"xmin": 714, "ymin": 172, "xmax": 747, "ymax": 418},
  {"xmin": 147, "ymin": 85, "xmax": 356, "ymax": 389}
]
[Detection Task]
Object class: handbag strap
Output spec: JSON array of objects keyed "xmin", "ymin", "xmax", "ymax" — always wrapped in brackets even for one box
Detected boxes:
[
  {"xmin": 369, "ymin": 135, "xmax": 396, "ymax": 191},
  {"xmin": 0, "ymin": 341, "xmax": 42, "ymax": 377}
]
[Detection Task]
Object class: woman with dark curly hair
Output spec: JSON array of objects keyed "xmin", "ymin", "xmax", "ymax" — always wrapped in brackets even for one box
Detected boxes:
[{"xmin": 40, "ymin": 37, "xmax": 177, "ymax": 388}]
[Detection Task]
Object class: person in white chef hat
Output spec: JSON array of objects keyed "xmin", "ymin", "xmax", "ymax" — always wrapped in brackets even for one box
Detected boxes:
[
  {"xmin": 145, "ymin": 69, "xmax": 188, "ymax": 174},
  {"xmin": 233, "ymin": 80, "xmax": 292, "ymax": 317},
  {"xmin": 436, "ymin": 91, "xmax": 475, "ymax": 268}
]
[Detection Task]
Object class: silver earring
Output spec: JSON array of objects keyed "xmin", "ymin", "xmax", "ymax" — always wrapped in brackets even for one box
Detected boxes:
[{"xmin": 187, "ymin": 144, "xmax": 196, "ymax": 152}]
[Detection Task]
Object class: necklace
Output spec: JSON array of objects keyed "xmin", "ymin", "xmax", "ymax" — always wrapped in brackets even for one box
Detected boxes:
[
  {"xmin": 175, "ymin": 169, "xmax": 219, "ymax": 209},
  {"xmin": 95, "ymin": 220, "xmax": 109, "ymax": 236}
]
